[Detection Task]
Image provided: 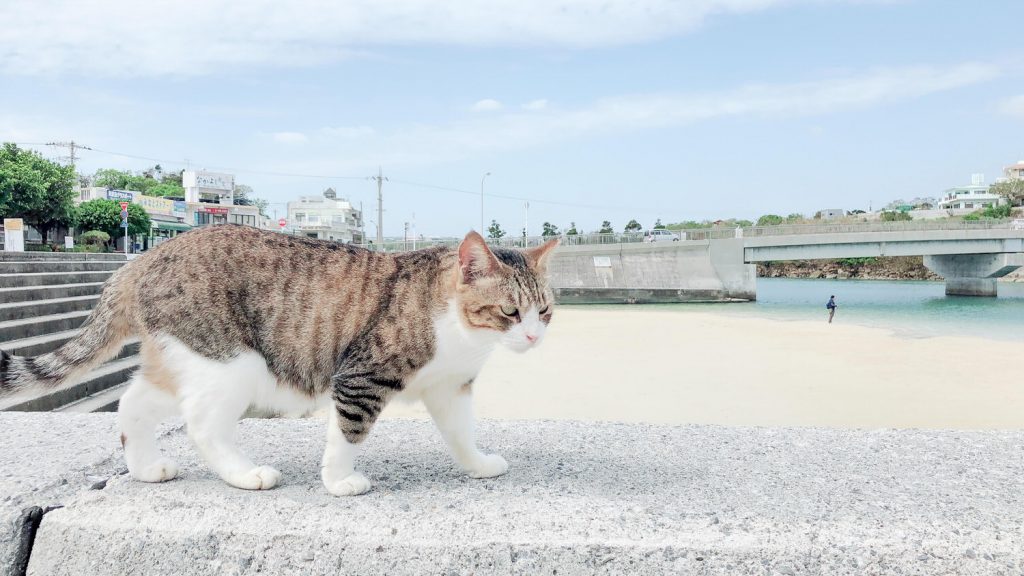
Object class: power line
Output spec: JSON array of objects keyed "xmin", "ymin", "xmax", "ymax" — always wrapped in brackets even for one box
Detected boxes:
[{"xmin": 13, "ymin": 141, "xmax": 666, "ymax": 215}]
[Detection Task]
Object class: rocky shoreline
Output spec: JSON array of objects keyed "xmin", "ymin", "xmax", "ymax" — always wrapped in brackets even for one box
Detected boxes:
[
  {"xmin": 757, "ymin": 256, "xmax": 940, "ymax": 280},
  {"xmin": 758, "ymin": 257, "xmax": 1024, "ymax": 282}
]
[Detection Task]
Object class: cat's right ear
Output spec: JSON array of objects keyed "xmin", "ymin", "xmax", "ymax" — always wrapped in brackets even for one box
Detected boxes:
[{"xmin": 458, "ymin": 230, "xmax": 501, "ymax": 284}]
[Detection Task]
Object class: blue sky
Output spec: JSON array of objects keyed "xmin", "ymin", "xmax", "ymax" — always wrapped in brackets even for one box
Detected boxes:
[{"xmin": 2, "ymin": 0, "xmax": 1023, "ymax": 237}]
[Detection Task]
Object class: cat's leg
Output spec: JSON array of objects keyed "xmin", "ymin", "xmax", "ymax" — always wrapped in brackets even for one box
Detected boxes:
[
  {"xmin": 422, "ymin": 380, "xmax": 508, "ymax": 479},
  {"xmin": 176, "ymin": 348, "xmax": 281, "ymax": 490},
  {"xmin": 322, "ymin": 372, "xmax": 395, "ymax": 496},
  {"xmin": 118, "ymin": 372, "xmax": 180, "ymax": 482}
]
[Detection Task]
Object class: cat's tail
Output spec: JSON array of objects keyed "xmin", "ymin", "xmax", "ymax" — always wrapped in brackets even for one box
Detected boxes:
[{"xmin": 0, "ymin": 270, "xmax": 134, "ymax": 399}]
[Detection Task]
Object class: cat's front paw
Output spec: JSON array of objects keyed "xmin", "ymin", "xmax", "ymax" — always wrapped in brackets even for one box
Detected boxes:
[
  {"xmin": 467, "ymin": 453, "xmax": 509, "ymax": 479},
  {"xmin": 324, "ymin": 472, "xmax": 372, "ymax": 496}
]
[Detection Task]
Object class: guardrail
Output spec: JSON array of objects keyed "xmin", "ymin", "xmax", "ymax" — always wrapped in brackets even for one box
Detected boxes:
[{"xmin": 365, "ymin": 218, "xmax": 1023, "ymax": 252}]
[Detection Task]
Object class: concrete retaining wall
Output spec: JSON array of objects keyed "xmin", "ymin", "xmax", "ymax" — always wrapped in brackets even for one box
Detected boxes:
[
  {"xmin": 550, "ymin": 240, "xmax": 756, "ymax": 303},
  {"xmin": 3, "ymin": 414, "xmax": 1022, "ymax": 575}
]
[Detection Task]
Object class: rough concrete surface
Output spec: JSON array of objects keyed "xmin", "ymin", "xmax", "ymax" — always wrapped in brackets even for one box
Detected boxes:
[
  {"xmin": 0, "ymin": 414, "xmax": 125, "ymax": 576},
  {"xmin": 2, "ymin": 416, "xmax": 1017, "ymax": 575}
]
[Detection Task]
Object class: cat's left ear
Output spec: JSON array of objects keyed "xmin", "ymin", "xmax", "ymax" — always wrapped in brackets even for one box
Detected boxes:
[{"xmin": 526, "ymin": 238, "xmax": 559, "ymax": 271}]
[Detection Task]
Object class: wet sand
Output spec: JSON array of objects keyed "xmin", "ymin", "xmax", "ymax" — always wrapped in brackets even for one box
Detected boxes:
[{"xmin": 381, "ymin": 307, "xmax": 1024, "ymax": 430}]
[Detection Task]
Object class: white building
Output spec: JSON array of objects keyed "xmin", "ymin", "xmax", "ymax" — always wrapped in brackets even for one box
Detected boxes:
[
  {"xmin": 937, "ymin": 174, "xmax": 1004, "ymax": 211},
  {"xmin": 286, "ymin": 188, "xmax": 363, "ymax": 243},
  {"xmin": 817, "ymin": 208, "xmax": 845, "ymax": 220},
  {"xmin": 183, "ymin": 170, "xmax": 234, "ymax": 204}
]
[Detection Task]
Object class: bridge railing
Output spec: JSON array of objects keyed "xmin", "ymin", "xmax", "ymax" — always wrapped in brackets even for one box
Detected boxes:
[{"xmin": 368, "ymin": 218, "xmax": 1021, "ymax": 252}]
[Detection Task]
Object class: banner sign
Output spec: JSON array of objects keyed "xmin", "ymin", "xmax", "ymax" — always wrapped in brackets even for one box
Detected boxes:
[
  {"xmin": 135, "ymin": 194, "xmax": 174, "ymax": 216},
  {"xmin": 200, "ymin": 206, "xmax": 230, "ymax": 215},
  {"xmin": 106, "ymin": 190, "xmax": 136, "ymax": 201},
  {"xmin": 172, "ymin": 201, "xmax": 187, "ymax": 218}
]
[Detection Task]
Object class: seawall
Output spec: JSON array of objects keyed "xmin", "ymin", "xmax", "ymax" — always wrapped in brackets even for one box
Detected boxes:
[
  {"xmin": 549, "ymin": 239, "xmax": 756, "ymax": 303},
  {"xmin": 3, "ymin": 413, "xmax": 1022, "ymax": 575}
]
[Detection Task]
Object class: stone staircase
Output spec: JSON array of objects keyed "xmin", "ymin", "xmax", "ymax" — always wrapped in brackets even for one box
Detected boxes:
[{"xmin": 0, "ymin": 252, "xmax": 138, "ymax": 413}]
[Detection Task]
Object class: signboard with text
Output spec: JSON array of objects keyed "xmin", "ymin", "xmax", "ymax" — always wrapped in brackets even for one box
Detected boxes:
[
  {"xmin": 183, "ymin": 170, "xmax": 234, "ymax": 192},
  {"xmin": 106, "ymin": 190, "xmax": 135, "ymax": 202},
  {"xmin": 3, "ymin": 218, "xmax": 25, "ymax": 252},
  {"xmin": 200, "ymin": 206, "xmax": 230, "ymax": 215},
  {"xmin": 135, "ymin": 194, "xmax": 174, "ymax": 216}
]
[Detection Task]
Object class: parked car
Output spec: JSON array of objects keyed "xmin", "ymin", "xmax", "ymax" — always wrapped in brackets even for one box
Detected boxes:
[{"xmin": 644, "ymin": 229, "xmax": 679, "ymax": 242}]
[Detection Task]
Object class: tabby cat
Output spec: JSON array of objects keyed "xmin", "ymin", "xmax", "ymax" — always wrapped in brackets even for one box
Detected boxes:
[{"xmin": 0, "ymin": 225, "xmax": 557, "ymax": 496}]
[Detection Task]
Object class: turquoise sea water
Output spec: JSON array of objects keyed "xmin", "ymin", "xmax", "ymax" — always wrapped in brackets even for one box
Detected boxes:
[
  {"xmin": 702, "ymin": 279, "xmax": 1024, "ymax": 342},
  {"xmin": 592, "ymin": 279, "xmax": 1024, "ymax": 342}
]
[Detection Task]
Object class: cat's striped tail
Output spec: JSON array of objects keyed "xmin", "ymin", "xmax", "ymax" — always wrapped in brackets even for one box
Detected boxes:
[{"xmin": 0, "ymin": 272, "xmax": 134, "ymax": 399}]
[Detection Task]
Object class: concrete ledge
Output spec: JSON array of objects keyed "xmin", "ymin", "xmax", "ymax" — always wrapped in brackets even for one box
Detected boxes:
[{"xmin": 1, "ymin": 415, "xmax": 1020, "ymax": 575}]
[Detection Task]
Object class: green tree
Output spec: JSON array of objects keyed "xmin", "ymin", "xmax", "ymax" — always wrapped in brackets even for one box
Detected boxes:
[
  {"xmin": 0, "ymin": 143, "xmax": 77, "ymax": 242},
  {"xmin": 756, "ymin": 214, "xmax": 784, "ymax": 226},
  {"xmin": 146, "ymin": 182, "xmax": 185, "ymax": 197},
  {"xmin": 565, "ymin": 222, "xmax": 578, "ymax": 235},
  {"xmin": 233, "ymin": 184, "xmax": 255, "ymax": 206},
  {"xmin": 542, "ymin": 222, "xmax": 560, "ymax": 237},
  {"xmin": 487, "ymin": 219, "xmax": 506, "ymax": 239},
  {"xmin": 75, "ymin": 199, "xmax": 151, "ymax": 239},
  {"xmin": 652, "ymin": 218, "xmax": 666, "ymax": 230},
  {"xmin": 598, "ymin": 220, "xmax": 613, "ymax": 234},
  {"xmin": 990, "ymin": 179, "xmax": 1024, "ymax": 207},
  {"xmin": 624, "ymin": 219, "xmax": 642, "ymax": 233},
  {"xmin": 785, "ymin": 213, "xmax": 805, "ymax": 222},
  {"xmin": 93, "ymin": 168, "xmax": 158, "ymax": 193}
]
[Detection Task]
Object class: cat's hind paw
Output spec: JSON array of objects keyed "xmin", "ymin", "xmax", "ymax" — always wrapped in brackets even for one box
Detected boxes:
[
  {"xmin": 324, "ymin": 472, "xmax": 372, "ymax": 496},
  {"xmin": 467, "ymin": 453, "xmax": 509, "ymax": 479}
]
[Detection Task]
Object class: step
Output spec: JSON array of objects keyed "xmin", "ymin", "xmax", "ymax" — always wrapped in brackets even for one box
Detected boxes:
[
  {"xmin": 0, "ymin": 282, "xmax": 105, "ymax": 304},
  {"xmin": 0, "ymin": 295, "xmax": 100, "ymax": 323},
  {"xmin": 0, "ymin": 252, "xmax": 127, "ymax": 262},
  {"xmin": 0, "ymin": 330, "xmax": 140, "ymax": 359},
  {"xmin": 0, "ymin": 261, "xmax": 125, "ymax": 273},
  {"xmin": 0, "ymin": 355, "xmax": 139, "ymax": 412},
  {"xmin": 54, "ymin": 382, "xmax": 128, "ymax": 413},
  {"xmin": 0, "ymin": 310, "xmax": 91, "ymax": 342},
  {"xmin": 0, "ymin": 271, "xmax": 114, "ymax": 289}
]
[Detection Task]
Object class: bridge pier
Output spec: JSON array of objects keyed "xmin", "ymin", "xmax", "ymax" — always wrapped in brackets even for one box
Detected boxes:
[{"xmin": 923, "ymin": 253, "xmax": 1024, "ymax": 297}]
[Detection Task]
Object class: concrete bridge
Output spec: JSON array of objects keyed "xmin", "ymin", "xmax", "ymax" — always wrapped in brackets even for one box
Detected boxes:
[
  {"xmin": 536, "ymin": 220, "xmax": 1024, "ymax": 301},
  {"xmin": 741, "ymin": 221, "xmax": 1024, "ymax": 296}
]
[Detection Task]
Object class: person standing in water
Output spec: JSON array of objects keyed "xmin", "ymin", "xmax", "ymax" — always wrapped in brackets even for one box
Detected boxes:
[{"xmin": 826, "ymin": 295, "xmax": 837, "ymax": 324}]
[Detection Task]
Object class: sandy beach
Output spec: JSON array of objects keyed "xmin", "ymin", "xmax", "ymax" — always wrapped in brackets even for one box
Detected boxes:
[{"xmin": 381, "ymin": 307, "xmax": 1024, "ymax": 430}]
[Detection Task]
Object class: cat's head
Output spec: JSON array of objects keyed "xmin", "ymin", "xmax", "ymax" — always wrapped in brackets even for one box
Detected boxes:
[{"xmin": 455, "ymin": 231, "xmax": 558, "ymax": 353}]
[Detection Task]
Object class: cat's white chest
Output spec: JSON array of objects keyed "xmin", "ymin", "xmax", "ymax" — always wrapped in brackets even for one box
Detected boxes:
[{"xmin": 399, "ymin": 301, "xmax": 498, "ymax": 399}]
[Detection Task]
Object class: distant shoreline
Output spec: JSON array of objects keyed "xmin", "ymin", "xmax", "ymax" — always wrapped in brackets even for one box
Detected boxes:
[{"xmin": 757, "ymin": 256, "xmax": 938, "ymax": 281}]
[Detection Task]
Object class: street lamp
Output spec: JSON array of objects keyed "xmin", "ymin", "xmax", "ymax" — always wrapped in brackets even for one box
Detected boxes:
[{"xmin": 480, "ymin": 171, "xmax": 491, "ymax": 233}]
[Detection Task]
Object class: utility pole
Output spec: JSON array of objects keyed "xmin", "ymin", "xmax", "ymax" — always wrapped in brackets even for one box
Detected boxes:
[
  {"xmin": 45, "ymin": 141, "xmax": 91, "ymax": 169},
  {"xmin": 368, "ymin": 167, "xmax": 387, "ymax": 246},
  {"xmin": 359, "ymin": 201, "xmax": 366, "ymax": 246},
  {"xmin": 480, "ymin": 171, "xmax": 491, "ymax": 233},
  {"xmin": 404, "ymin": 221, "xmax": 410, "ymax": 250},
  {"xmin": 524, "ymin": 201, "xmax": 529, "ymax": 245}
]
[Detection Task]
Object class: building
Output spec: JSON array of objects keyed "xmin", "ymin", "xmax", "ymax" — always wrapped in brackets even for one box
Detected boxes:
[
  {"xmin": 937, "ymin": 174, "xmax": 1004, "ymax": 211},
  {"xmin": 1004, "ymin": 161, "xmax": 1024, "ymax": 181},
  {"xmin": 817, "ymin": 208, "xmax": 845, "ymax": 220},
  {"xmin": 286, "ymin": 188, "xmax": 363, "ymax": 244},
  {"xmin": 183, "ymin": 170, "xmax": 234, "ymax": 204}
]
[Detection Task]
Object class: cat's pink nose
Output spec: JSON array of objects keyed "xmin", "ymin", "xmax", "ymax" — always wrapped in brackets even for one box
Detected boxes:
[{"xmin": 526, "ymin": 334, "xmax": 537, "ymax": 343}]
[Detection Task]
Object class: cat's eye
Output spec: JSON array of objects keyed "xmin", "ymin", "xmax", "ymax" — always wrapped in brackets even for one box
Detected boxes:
[
  {"xmin": 539, "ymin": 305, "xmax": 550, "ymax": 315},
  {"xmin": 500, "ymin": 305, "xmax": 519, "ymax": 317}
]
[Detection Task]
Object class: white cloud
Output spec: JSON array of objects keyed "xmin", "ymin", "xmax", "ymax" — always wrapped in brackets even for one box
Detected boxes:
[
  {"xmin": 0, "ymin": 0, "xmax": 842, "ymax": 76},
  {"xmin": 472, "ymin": 99, "xmax": 503, "ymax": 112},
  {"xmin": 522, "ymin": 99, "xmax": 549, "ymax": 110},
  {"xmin": 271, "ymin": 132, "xmax": 308, "ymax": 144},
  {"xmin": 301, "ymin": 62, "xmax": 1000, "ymax": 168},
  {"xmin": 998, "ymin": 95, "xmax": 1024, "ymax": 119}
]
